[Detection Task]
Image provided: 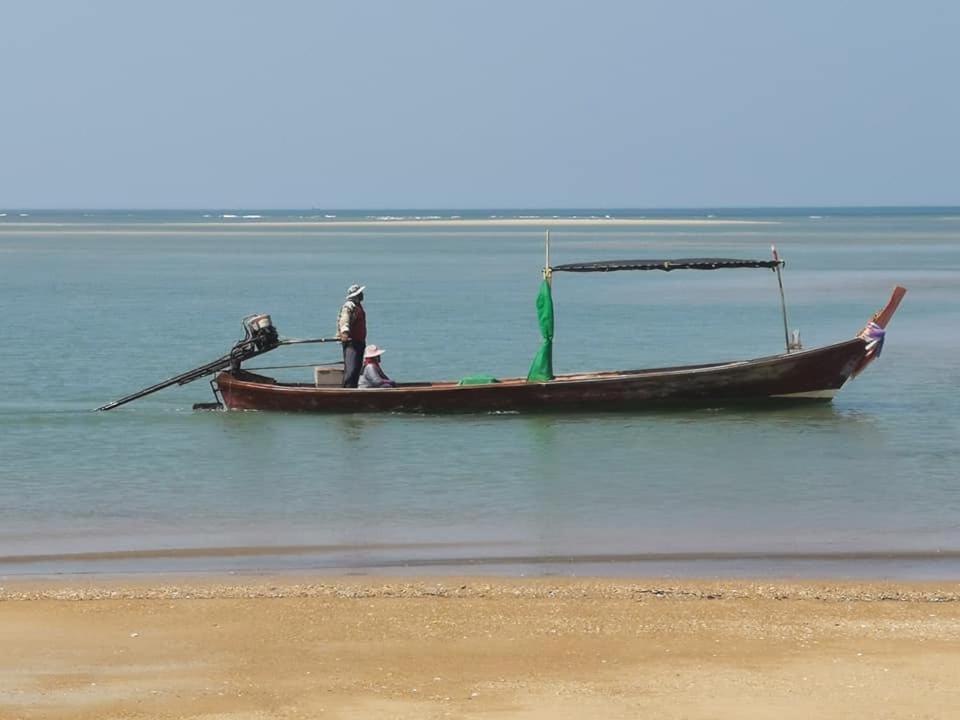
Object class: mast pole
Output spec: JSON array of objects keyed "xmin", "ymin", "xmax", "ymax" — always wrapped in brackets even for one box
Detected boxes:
[
  {"xmin": 544, "ymin": 229, "xmax": 552, "ymax": 284},
  {"xmin": 772, "ymin": 245, "xmax": 790, "ymax": 352}
]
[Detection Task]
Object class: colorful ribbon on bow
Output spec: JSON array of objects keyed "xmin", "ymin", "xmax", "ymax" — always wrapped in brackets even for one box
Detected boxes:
[{"xmin": 858, "ymin": 320, "xmax": 886, "ymax": 360}]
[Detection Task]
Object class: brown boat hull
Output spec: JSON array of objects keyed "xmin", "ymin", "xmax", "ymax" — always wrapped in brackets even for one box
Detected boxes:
[{"xmin": 214, "ymin": 338, "xmax": 871, "ymax": 413}]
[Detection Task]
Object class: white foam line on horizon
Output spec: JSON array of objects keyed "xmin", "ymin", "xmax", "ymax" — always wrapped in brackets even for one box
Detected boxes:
[{"xmin": 0, "ymin": 218, "xmax": 778, "ymax": 232}]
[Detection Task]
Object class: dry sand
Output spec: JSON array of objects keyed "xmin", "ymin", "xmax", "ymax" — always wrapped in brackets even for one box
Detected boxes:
[{"xmin": 2, "ymin": 577, "xmax": 959, "ymax": 719}]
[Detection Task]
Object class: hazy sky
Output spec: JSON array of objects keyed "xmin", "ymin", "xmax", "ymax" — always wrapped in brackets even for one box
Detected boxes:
[{"xmin": 2, "ymin": 0, "xmax": 958, "ymax": 208}]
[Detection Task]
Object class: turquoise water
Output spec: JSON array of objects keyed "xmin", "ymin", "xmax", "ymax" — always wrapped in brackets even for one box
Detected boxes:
[{"xmin": 2, "ymin": 209, "xmax": 959, "ymax": 578}]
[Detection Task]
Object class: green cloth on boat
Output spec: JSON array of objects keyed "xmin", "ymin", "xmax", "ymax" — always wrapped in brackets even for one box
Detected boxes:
[
  {"xmin": 457, "ymin": 375, "xmax": 500, "ymax": 386},
  {"xmin": 526, "ymin": 278, "xmax": 555, "ymax": 382}
]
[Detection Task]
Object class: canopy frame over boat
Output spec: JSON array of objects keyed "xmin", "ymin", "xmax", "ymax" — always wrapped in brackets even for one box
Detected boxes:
[{"xmin": 96, "ymin": 236, "xmax": 906, "ymax": 414}]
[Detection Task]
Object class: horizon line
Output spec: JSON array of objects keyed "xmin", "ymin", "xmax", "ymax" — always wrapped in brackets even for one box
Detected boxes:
[{"xmin": 4, "ymin": 204, "xmax": 960, "ymax": 212}]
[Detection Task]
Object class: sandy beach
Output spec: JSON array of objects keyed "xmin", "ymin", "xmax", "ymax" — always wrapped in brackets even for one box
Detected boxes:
[{"xmin": 2, "ymin": 577, "xmax": 959, "ymax": 719}]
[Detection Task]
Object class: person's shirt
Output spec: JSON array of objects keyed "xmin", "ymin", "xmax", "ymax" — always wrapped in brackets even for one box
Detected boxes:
[
  {"xmin": 337, "ymin": 300, "xmax": 367, "ymax": 343},
  {"xmin": 358, "ymin": 361, "xmax": 395, "ymax": 389}
]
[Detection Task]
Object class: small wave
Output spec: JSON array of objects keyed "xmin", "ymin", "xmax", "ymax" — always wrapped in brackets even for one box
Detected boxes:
[
  {"xmin": 0, "ymin": 213, "xmax": 6, "ymax": 217},
  {"xmin": 221, "ymin": 214, "xmax": 238, "ymax": 219},
  {"xmin": 809, "ymin": 215, "xmax": 823, "ymax": 219},
  {"xmin": 324, "ymin": 214, "xmax": 336, "ymax": 218},
  {"xmin": 19, "ymin": 213, "xmax": 28, "ymax": 217},
  {"xmin": 241, "ymin": 214, "xmax": 262, "ymax": 219}
]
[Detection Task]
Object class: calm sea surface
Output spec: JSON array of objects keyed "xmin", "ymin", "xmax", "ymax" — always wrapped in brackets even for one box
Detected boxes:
[{"xmin": 2, "ymin": 209, "xmax": 959, "ymax": 578}]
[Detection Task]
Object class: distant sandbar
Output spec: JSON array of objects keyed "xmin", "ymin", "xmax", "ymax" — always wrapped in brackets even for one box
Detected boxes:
[{"xmin": 0, "ymin": 217, "xmax": 775, "ymax": 232}]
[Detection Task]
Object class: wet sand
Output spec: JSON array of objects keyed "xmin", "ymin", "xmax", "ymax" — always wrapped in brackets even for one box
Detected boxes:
[{"xmin": 2, "ymin": 576, "xmax": 959, "ymax": 719}]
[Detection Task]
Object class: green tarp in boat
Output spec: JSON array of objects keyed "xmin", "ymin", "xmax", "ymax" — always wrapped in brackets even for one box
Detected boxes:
[{"xmin": 457, "ymin": 375, "xmax": 500, "ymax": 386}]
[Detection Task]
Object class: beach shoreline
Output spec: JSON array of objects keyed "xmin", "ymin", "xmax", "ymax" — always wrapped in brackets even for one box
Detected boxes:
[
  {"xmin": 2, "ymin": 576, "xmax": 958, "ymax": 719},
  {"xmin": 5, "ymin": 542, "xmax": 960, "ymax": 581},
  {"xmin": 2, "ymin": 574, "xmax": 960, "ymax": 601}
]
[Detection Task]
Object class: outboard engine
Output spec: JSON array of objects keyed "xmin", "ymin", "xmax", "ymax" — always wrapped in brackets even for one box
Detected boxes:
[
  {"xmin": 242, "ymin": 313, "xmax": 280, "ymax": 351},
  {"xmin": 229, "ymin": 314, "xmax": 280, "ymax": 370}
]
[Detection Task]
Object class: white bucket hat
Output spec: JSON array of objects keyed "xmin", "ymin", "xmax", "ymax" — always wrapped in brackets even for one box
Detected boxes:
[
  {"xmin": 363, "ymin": 344, "xmax": 385, "ymax": 359},
  {"xmin": 346, "ymin": 284, "xmax": 366, "ymax": 299}
]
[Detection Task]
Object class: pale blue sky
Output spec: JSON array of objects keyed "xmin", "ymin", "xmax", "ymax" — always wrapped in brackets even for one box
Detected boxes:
[{"xmin": 2, "ymin": 0, "xmax": 957, "ymax": 208}]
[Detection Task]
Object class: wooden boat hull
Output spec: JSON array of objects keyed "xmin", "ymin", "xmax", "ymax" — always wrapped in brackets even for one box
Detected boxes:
[{"xmin": 214, "ymin": 337, "xmax": 872, "ymax": 413}]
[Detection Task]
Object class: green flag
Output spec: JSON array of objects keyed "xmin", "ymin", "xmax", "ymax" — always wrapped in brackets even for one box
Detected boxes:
[{"xmin": 526, "ymin": 279, "xmax": 554, "ymax": 382}]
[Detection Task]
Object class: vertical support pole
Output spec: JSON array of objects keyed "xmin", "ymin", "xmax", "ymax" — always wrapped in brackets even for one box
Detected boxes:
[
  {"xmin": 545, "ymin": 229, "xmax": 550, "ymax": 268},
  {"xmin": 772, "ymin": 245, "xmax": 790, "ymax": 352},
  {"xmin": 544, "ymin": 229, "xmax": 551, "ymax": 283}
]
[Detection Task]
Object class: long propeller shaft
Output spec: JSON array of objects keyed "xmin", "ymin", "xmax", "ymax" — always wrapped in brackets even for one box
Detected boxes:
[{"xmin": 95, "ymin": 335, "xmax": 339, "ymax": 411}]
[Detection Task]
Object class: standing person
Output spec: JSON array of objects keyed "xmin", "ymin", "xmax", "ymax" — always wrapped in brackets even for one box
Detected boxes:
[{"xmin": 337, "ymin": 284, "xmax": 367, "ymax": 388}]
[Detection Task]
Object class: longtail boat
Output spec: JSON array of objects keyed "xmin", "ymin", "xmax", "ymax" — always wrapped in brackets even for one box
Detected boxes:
[{"xmin": 96, "ymin": 246, "xmax": 906, "ymax": 414}]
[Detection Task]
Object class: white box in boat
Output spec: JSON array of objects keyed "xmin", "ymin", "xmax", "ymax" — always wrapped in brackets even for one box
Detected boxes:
[{"xmin": 314, "ymin": 366, "xmax": 343, "ymax": 387}]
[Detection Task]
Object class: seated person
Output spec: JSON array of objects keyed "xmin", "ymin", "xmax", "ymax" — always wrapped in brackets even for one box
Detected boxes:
[{"xmin": 358, "ymin": 345, "xmax": 396, "ymax": 389}]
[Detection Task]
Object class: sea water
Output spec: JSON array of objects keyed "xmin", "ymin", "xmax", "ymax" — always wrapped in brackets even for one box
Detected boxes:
[{"xmin": 1, "ymin": 209, "xmax": 959, "ymax": 578}]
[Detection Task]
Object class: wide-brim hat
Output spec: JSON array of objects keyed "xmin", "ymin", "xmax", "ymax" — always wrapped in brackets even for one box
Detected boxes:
[
  {"xmin": 346, "ymin": 284, "xmax": 366, "ymax": 299},
  {"xmin": 363, "ymin": 344, "xmax": 385, "ymax": 359}
]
